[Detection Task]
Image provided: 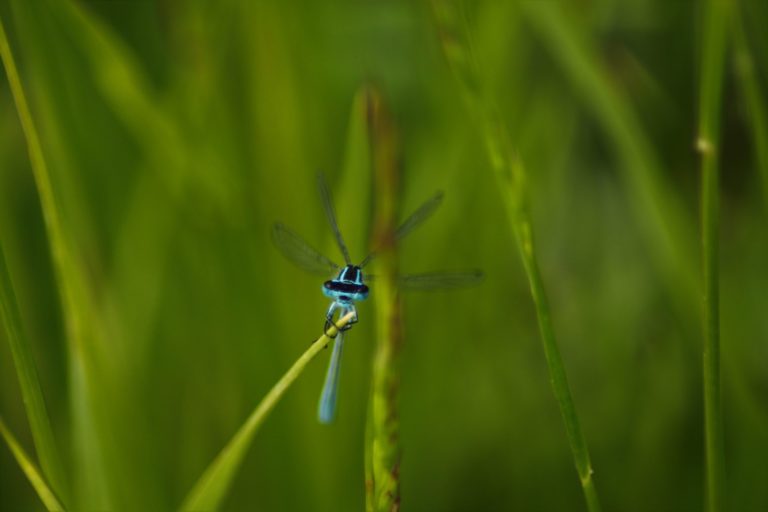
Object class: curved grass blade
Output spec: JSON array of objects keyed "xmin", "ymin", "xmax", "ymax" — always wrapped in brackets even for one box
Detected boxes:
[
  {"xmin": 318, "ymin": 173, "xmax": 352, "ymax": 265},
  {"xmin": 318, "ymin": 331, "xmax": 345, "ymax": 424},
  {"xmin": 179, "ymin": 312, "xmax": 356, "ymax": 512},
  {"xmin": 0, "ymin": 243, "xmax": 68, "ymax": 505},
  {"xmin": 360, "ymin": 191, "xmax": 444, "ymax": 268},
  {"xmin": 398, "ymin": 270, "xmax": 483, "ymax": 290},
  {"xmin": 0, "ymin": 417, "xmax": 66, "ymax": 512},
  {"xmin": 272, "ymin": 223, "xmax": 340, "ymax": 276}
]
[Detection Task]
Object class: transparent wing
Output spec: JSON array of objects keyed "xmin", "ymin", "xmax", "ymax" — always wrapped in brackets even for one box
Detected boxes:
[
  {"xmin": 360, "ymin": 191, "xmax": 444, "ymax": 267},
  {"xmin": 394, "ymin": 190, "xmax": 444, "ymax": 242},
  {"xmin": 317, "ymin": 173, "xmax": 352, "ymax": 265},
  {"xmin": 318, "ymin": 332, "xmax": 344, "ymax": 424},
  {"xmin": 272, "ymin": 223, "xmax": 340, "ymax": 276},
  {"xmin": 398, "ymin": 270, "xmax": 484, "ymax": 290}
]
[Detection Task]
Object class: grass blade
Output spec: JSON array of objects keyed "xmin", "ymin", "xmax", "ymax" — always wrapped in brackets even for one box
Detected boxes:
[
  {"xmin": 364, "ymin": 89, "xmax": 403, "ymax": 512},
  {"xmin": 336, "ymin": 87, "xmax": 375, "ymax": 260},
  {"xmin": 0, "ymin": 243, "xmax": 68, "ymax": 505},
  {"xmin": 430, "ymin": 1, "xmax": 601, "ymax": 510},
  {"xmin": 57, "ymin": 0, "xmax": 188, "ymax": 187},
  {"xmin": 0, "ymin": 11, "xmax": 80, "ymax": 321},
  {"xmin": 520, "ymin": 1, "xmax": 697, "ymax": 308},
  {"xmin": 506, "ymin": 161, "xmax": 603, "ymax": 511},
  {"xmin": 732, "ymin": 1, "xmax": 768, "ymax": 211},
  {"xmin": 0, "ymin": 10, "xmax": 113, "ymax": 509},
  {"xmin": 697, "ymin": 1, "xmax": 730, "ymax": 510},
  {"xmin": 0, "ymin": 417, "xmax": 65, "ymax": 512},
  {"xmin": 179, "ymin": 312, "xmax": 356, "ymax": 512}
]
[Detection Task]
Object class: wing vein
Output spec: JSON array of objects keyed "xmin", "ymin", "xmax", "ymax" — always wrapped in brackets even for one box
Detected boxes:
[
  {"xmin": 272, "ymin": 223, "xmax": 339, "ymax": 276},
  {"xmin": 318, "ymin": 173, "xmax": 352, "ymax": 265}
]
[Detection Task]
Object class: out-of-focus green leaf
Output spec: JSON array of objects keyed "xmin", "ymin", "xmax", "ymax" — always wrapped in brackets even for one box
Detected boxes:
[
  {"xmin": 0, "ymin": 417, "xmax": 65, "ymax": 512},
  {"xmin": 430, "ymin": 2, "xmax": 601, "ymax": 510},
  {"xmin": 521, "ymin": 1, "xmax": 697, "ymax": 309},
  {"xmin": 1, "ymin": 6, "xmax": 112, "ymax": 509},
  {"xmin": 732, "ymin": 2, "xmax": 768, "ymax": 210},
  {"xmin": 0, "ymin": 242, "xmax": 68, "ymax": 506}
]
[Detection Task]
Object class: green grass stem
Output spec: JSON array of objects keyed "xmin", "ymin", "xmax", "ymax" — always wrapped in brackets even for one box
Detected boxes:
[
  {"xmin": 698, "ymin": 1, "xmax": 730, "ymax": 511},
  {"xmin": 0, "ymin": 417, "xmax": 65, "ymax": 512},
  {"xmin": 504, "ymin": 156, "xmax": 602, "ymax": 512},
  {"xmin": 0, "ymin": 243, "xmax": 68, "ymax": 505},
  {"xmin": 430, "ymin": 2, "xmax": 601, "ymax": 510},
  {"xmin": 179, "ymin": 311, "xmax": 356, "ymax": 512},
  {"xmin": 364, "ymin": 89, "xmax": 403, "ymax": 512}
]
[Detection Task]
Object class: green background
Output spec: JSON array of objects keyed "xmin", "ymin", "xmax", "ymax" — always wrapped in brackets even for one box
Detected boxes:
[{"xmin": 1, "ymin": 0, "xmax": 767, "ymax": 510}]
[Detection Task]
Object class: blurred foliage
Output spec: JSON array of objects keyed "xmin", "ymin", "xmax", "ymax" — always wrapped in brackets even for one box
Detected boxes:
[{"xmin": 0, "ymin": 0, "xmax": 767, "ymax": 511}]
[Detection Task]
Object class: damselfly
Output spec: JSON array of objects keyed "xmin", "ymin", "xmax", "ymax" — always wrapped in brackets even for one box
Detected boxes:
[{"xmin": 272, "ymin": 174, "xmax": 482, "ymax": 423}]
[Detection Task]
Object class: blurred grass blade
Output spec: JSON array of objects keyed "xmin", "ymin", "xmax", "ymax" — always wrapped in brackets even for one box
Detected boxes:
[
  {"xmin": 697, "ymin": 1, "xmax": 730, "ymax": 510},
  {"xmin": 179, "ymin": 312, "xmax": 356, "ymax": 512},
  {"xmin": 364, "ymin": 89, "xmax": 403, "ymax": 512},
  {"xmin": 0, "ymin": 10, "xmax": 112, "ymax": 509},
  {"xmin": 56, "ymin": 0, "xmax": 187, "ymax": 190},
  {"xmin": 732, "ymin": 2, "xmax": 768, "ymax": 211},
  {"xmin": 504, "ymin": 161, "xmax": 603, "ymax": 512},
  {"xmin": 0, "ymin": 417, "xmax": 66, "ymax": 512},
  {"xmin": 0, "ymin": 13, "xmax": 75, "ymax": 310},
  {"xmin": 336, "ymin": 86, "xmax": 375, "ymax": 259},
  {"xmin": 520, "ymin": 1, "xmax": 697, "ymax": 308},
  {"xmin": 0, "ymin": 243, "xmax": 68, "ymax": 505},
  {"xmin": 0, "ymin": 10, "xmax": 86, "ymax": 318},
  {"xmin": 430, "ymin": 2, "xmax": 601, "ymax": 510}
]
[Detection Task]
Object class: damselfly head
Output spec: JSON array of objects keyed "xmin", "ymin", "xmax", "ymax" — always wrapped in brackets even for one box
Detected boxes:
[
  {"xmin": 337, "ymin": 265, "xmax": 364, "ymax": 285},
  {"xmin": 323, "ymin": 265, "xmax": 369, "ymax": 304}
]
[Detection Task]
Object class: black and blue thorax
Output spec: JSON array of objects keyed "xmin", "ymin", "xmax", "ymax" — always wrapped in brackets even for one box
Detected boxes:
[{"xmin": 322, "ymin": 265, "xmax": 369, "ymax": 305}]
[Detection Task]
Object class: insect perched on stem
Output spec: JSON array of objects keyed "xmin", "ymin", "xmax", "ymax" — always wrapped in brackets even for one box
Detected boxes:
[{"xmin": 272, "ymin": 174, "xmax": 482, "ymax": 423}]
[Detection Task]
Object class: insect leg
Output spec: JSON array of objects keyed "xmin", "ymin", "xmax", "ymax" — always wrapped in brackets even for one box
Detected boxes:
[
  {"xmin": 340, "ymin": 304, "xmax": 358, "ymax": 331},
  {"xmin": 323, "ymin": 302, "xmax": 341, "ymax": 340}
]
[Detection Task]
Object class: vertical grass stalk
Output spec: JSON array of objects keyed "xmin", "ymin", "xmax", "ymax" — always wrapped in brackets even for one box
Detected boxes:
[
  {"xmin": 364, "ymin": 88, "xmax": 403, "ymax": 512},
  {"xmin": 0, "ymin": 243, "xmax": 68, "ymax": 505},
  {"xmin": 430, "ymin": 2, "xmax": 601, "ymax": 510},
  {"xmin": 697, "ymin": 1, "xmax": 729, "ymax": 510}
]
